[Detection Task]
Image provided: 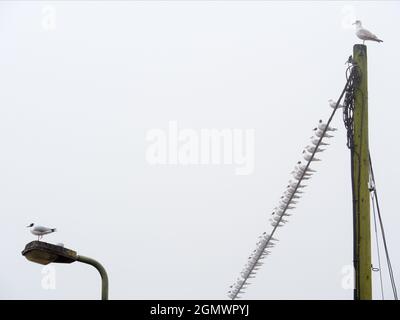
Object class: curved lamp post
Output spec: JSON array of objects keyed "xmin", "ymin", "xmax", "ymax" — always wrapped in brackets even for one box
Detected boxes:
[{"xmin": 22, "ymin": 241, "xmax": 108, "ymax": 300}]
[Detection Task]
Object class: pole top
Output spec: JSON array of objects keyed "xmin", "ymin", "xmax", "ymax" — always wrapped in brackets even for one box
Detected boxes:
[{"xmin": 354, "ymin": 44, "xmax": 367, "ymax": 55}]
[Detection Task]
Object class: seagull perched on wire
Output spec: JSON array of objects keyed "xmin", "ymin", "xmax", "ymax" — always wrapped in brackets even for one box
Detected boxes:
[
  {"xmin": 295, "ymin": 161, "xmax": 317, "ymax": 173},
  {"xmin": 305, "ymin": 144, "xmax": 325, "ymax": 154},
  {"xmin": 302, "ymin": 150, "xmax": 321, "ymax": 162},
  {"xmin": 312, "ymin": 128, "xmax": 334, "ymax": 138},
  {"xmin": 318, "ymin": 120, "xmax": 337, "ymax": 132},
  {"xmin": 292, "ymin": 171, "xmax": 311, "ymax": 180},
  {"xmin": 328, "ymin": 99, "xmax": 344, "ymax": 109},
  {"xmin": 353, "ymin": 20, "xmax": 383, "ymax": 44},
  {"xmin": 310, "ymin": 136, "xmax": 329, "ymax": 146},
  {"xmin": 27, "ymin": 223, "xmax": 56, "ymax": 241}
]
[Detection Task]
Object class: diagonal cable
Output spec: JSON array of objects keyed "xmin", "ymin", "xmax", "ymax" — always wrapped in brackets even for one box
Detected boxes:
[{"xmin": 229, "ymin": 68, "xmax": 355, "ymax": 300}]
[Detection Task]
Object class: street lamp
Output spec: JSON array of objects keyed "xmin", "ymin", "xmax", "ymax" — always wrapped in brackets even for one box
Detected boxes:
[{"xmin": 22, "ymin": 241, "xmax": 109, "ymax": 300}]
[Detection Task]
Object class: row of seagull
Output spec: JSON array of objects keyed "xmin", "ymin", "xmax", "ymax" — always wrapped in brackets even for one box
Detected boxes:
[
  {"xmin": 228, "ymin": 104, "xmax": 339, "ymax": 300},
  {"xmin": 227, "ymin": 232, "xmax": 278, "ymax": 299},
  {"xmin": 269, "ymin": 120, "xmax": 336, "ymax": 228}
]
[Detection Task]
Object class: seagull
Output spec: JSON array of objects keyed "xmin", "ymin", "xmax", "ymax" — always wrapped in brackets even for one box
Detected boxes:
[
  {"xmin": 27, "ymin": 223, "xmax": 56, "ymax": 241},
  {"xmin": 305, "ymin": 144, "xmax": 325, "ymax": 154},
  {"xmin": 295, "ymin": 161, "xmax": 317, "ymax": 173},
  {"xmin": 278, "ymin": 201, "xmax": 295, "ymax": 210},
  {"xmin": 262, "ymin": 233, "xmax": 278, "ymax": 241},
  {"xmin": 292, "ymin": 171, "xmax": 311, "ymax": 180},
  {"xmin": 353, "ymin": 20, "xmax": 383, "ymax": 44},
  {"xmin": 271, "ymin": 222, "xmax": 284, "ymax": 228},
  {"xmin": 282, "ymin": 192, "xmax": 301, "ymax": 200},
  {"xmin": 310, "ymin": 136, "xmax": 329, "ymax": 146},
  {"xmin": 312, "ymin": 128, "xmax": 334, "ymax": 138},
  {"xmin": 273, "ymin": 215, "xmax": 283, "ymax": 222},
  {"xmin": 292, "ymin": 189, "xmax": 304, "ymax": 195},
  {"xmin": 291, "ymin": 167, "xmax": 313, "ymax": 176},
  {"xmin": 285, "ymin": 189, "xmax": 302, "ymax": 199},
  {"xmin": 271, "ymin": 218, "xmax": 288, "ymax": 225},
  {"xmin": 288, "ymin": 180, "xmax": 306, "ymax": 188},
  {"xmin": 272, "ymin": 207, "xmax": 284, "ymax": 215},
  {"xmin": 279, "ymin": 198, "xmax": 298, "ymax": 206},
  {"xmin": 328, "ymin": 99, "xmax": 344, "ymax": 109},
  {"xmin": 292, "ymin": 168, "xmax": 312, "ymax": 177},
  {"xmin": 318, "ymin": 120, "xmax": 337, "ymax": 132},
  {"xmin": 302, "ymin": 150, "xmax": 321, "ymax": 162}
]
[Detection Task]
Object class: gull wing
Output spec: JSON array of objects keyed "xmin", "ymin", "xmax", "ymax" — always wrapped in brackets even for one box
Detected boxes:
[
  {"xmin": 357, "ymin": 28, "xmax": 380, "ymax": 41},
  {"xmin": 34, "ymin": 225, "xmax": 53, "ymax": 232}
]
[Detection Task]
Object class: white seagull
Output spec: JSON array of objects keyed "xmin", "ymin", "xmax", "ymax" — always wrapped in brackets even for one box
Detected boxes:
[
  {"xmin": 27, "ymin": 223, "xmax": 56, "ymax": 240},
  {"xmin": 353, "ymin": 20, "xmax": 383, "ymax": 44},
  {"xmin": 292, "ymin": 171, "xmax": 311, "ymax": 180},
  {"xmin": 328, "ymin": 99, "xmax": 344, "ymax": 109},
  {"xmin": 305, "ymin": 144, "xmax": 325, "ymax": 154},
  {"xmin": 302, "ymin": 150, "xmax": 321, "ymax": 162},
  {"xmin": 312, "ymin": 128, "xmax": 334, "ymax": 138},
  {"xmin": 318, "ymin": 120, "xmax": 337, "ymax": 132},
  {"xmin": 295, "ymin": 161, "xmax": 317, "ymax": 173},
  {"xmin": 310, "ymin": 136, "xmax": 329, "ymax": 146}
]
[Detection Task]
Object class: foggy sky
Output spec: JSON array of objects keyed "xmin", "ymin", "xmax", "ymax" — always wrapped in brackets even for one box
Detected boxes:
[{"xmin": 0, "ymin": 1, "xmax": 399, "ymax": 299}]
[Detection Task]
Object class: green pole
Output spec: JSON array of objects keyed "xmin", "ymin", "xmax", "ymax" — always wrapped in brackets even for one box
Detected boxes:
[
  {"xmin": 77, "ymin": 255, "xmax": 109, "ymax": 300},
  {"xmin": 352, "ymin": 44, "xmax": 372, "ymax": 300}
]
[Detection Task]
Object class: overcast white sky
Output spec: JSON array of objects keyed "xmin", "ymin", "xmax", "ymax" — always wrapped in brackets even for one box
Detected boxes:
[{"xmin": 0, "ymin": 1, "xmax": 399, "ymax": 300}]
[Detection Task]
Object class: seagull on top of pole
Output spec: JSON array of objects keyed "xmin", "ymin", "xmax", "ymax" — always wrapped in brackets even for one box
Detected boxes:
[
  {"xmin": 353, "ymin": 20, "xmax": 383, "ymax": 44},
  {"xmin": 27, "ymin": 223, "xmax": 57, "ymax": 241}
]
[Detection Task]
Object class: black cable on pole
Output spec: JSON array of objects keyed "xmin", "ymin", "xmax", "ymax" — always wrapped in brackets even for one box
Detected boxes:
[
  {"xmin": 343, "ymin": 61, "xmax": 359, "ymax": 299},
  {"xmin": 370, "ymin": 189, "xmax": 385, "ymax": 299},
  {"xmin": 369, "ymin": 152, "xmax": 398, "ymax": 300}
]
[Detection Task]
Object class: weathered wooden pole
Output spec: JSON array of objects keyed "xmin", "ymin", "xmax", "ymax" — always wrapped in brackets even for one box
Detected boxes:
[{"xmin": 352, "ymin": 44, "xmax": 372, "ymax": 300}]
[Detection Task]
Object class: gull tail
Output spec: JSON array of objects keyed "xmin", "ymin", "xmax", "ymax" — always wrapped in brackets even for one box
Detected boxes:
[{"xmin": 51, "ymin": 228, "xmax": 57, "ymax": 232}]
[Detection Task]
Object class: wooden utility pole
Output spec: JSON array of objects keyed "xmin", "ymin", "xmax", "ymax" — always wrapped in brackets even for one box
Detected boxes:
[{"xmin": 352, "ymin": 44, "xmax": 372, "ymax": 300}]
